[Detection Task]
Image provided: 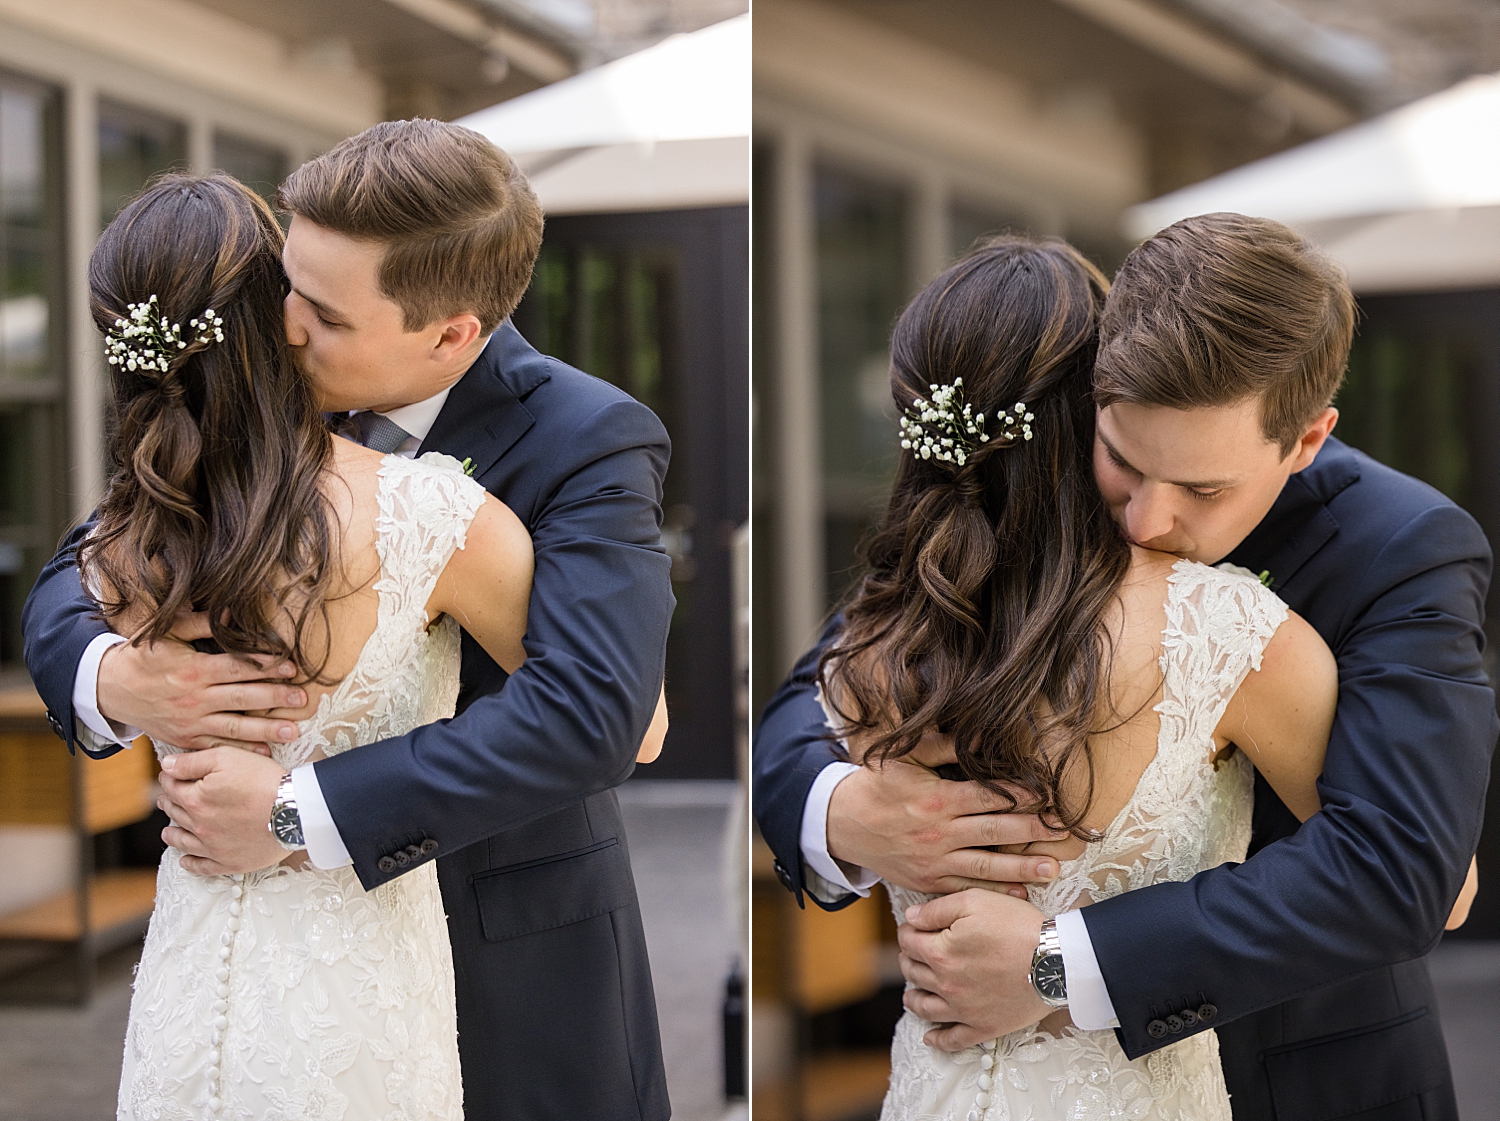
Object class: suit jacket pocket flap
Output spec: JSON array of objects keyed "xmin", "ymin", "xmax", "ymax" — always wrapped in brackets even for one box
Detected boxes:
[
  {"xmin": 1264, "ymin": 1008, "xmax": 1449, "ymax": 1121},
  {"xmin": 471, "ymin": 839, "xmax": 636, "ymax": 943}
]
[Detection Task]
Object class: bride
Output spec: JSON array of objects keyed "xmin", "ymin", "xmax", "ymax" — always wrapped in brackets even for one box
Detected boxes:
[
  {"xmin": 80, "ymin": 174, "xmax": 664, "ymax": 1120},
  {"xmin": 818, "ymin": 236, "xmax": 1356, "ymax": 1119}
]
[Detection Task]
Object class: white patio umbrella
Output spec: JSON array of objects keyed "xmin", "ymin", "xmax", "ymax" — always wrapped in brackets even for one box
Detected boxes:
[
  {"xmin": 1124, "ymin": 71, "xmax": 1500, "ymax": 293},
  {"xmin": 457, "ymin": 14, "xmax": 749, "ymax": 214}
]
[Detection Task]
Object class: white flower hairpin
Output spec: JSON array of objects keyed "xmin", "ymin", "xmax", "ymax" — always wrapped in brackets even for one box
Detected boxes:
[
  {"xmin": 898, "ymin": 377, "xmax": 1033, "ymax": 466},
  {"xmin": 104, "ymin": 294, "xmax": 225, "ymax": 374}
]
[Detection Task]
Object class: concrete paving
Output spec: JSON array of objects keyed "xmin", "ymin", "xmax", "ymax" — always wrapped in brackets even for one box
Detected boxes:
[{"xmin": 0, "ymin": 779, "xmax": 745, "ymax": 1121}]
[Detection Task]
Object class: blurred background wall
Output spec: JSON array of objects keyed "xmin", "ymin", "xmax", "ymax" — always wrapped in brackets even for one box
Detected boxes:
[
  {"xmin": 750, "ymin": 3, "xmax": 1500, "ymax": 1119},
  {"xmin": 0, "ymin": 3, "xmax": 748, "ymax": 1119}
]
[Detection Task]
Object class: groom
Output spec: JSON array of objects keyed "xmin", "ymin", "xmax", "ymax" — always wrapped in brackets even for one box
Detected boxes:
[
  {"xmin": 24, "ymin": 121, "xmax": 672, "ymax": 1121},
  {"xmin": 754, "ymin": 213, "xmax": 1496, "ymax": 1119}
]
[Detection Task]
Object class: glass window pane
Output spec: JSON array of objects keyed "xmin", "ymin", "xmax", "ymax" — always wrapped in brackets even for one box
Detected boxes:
[
  {"xmin": 0, "ymin": 71, "xmax": 62, "ymax": 674},
  {"xmin": 815, "ymin": 164, "xmax": 909, "ymax": 605},
  {"xmin": 213, "ymin": 131, "xmax": 288, "ymax": 208},
  {"xmin": 98, "ymin": 99, "xmax": 187, "ymax": 227},
  {"xmin": 0, "ymin": 88, "xmax": 44, "ymax": 229},
  {"xmin": 949, "ymin": 200, "xmax": 1031, "ymax": 260}
]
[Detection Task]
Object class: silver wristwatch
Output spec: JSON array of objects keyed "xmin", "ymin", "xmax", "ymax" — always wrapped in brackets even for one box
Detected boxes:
[
  {"xmin": 1029, "ymin": 918, "xmax": 1068, "ymax": 1009},
  {"xmin": 268, "ymin": 773, "xmax": 306, "ymax": 852}
]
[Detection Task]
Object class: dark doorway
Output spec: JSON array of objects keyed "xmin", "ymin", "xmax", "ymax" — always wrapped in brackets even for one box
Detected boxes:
[
  {"xmin": 513, "ymin": 206, "xmax": 748, "ymax": 780},
  {"xmin": 1340, "ymin": 287, "xmax": 1500, "ymax": 938}
]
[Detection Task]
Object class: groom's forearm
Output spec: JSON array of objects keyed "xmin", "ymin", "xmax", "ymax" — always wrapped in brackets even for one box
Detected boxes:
[{"xmin": 22, "ymin": 521, "xmax": 113, "ymax": 754}]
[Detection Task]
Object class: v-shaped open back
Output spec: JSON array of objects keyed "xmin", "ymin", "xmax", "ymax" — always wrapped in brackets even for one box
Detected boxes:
[{"xmin": 878, "ymin": 559, "xmax": 1289, "ymax": 1121}]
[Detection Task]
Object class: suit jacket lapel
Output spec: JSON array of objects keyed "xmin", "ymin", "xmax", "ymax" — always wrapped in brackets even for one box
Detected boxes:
[
  {"xmin": 1225, "ymin": 438, "xmax": 1360, "ymax": 592},
  {"xmin": 420, "ymin": 323, "xmax": 550, "ymax": 480}
]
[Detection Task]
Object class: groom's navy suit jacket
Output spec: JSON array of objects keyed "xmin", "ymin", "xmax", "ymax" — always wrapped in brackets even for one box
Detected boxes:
[
  {"xmin": 753, "ymin": 438, "xmax": 1496, "ymax": 1121},
  {"xmin": 23, "ymin": 324, "xmax": 675, "ymax": 1121}
]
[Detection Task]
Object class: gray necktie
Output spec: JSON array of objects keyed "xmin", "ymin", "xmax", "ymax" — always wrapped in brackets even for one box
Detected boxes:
[{"xmin": 350, "ymin": 411, "xmax": 412, "ymax": 454}]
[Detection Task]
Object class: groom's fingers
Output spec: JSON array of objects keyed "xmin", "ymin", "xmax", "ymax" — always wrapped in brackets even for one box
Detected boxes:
[
  {"xmin": 177, "ymin": 854, "xmax": 231, "ymax": 877},
  {"xmin": 924, "ymin": 1021, "xmax": 988, "ymax": 1053},
  {"xmin": 952, "ymin": 810, "xmax": 1066, "ymax": 849},
  {"xmin": 898, "ymin": 952, "xmax": 942, "ymax": 993},
  {"xmin": 902, "ymin": 985, "xmax": 956, "ymax": 1023},
  {"xmin": 162, "ymin": 824, "xmax": 209, "ymax": 858},
  {"xmin": 902, "ymin": 890, "xmax": 972, "ymax": 932},
  {"xmin": 183, "ymin": 702, "xmax": 300, "ymax": 749},
  {"xmin": 936, "ymin": 845, "xmax": 1059, "ymax": 889},
  {"xmin": 160, "ymin": 748, "xmax": 226, "ymax": 783}
]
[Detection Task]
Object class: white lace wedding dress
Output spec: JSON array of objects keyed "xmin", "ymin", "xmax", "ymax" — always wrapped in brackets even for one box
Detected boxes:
[
  {"xmin": 118, "ymin": 453, "xmax": 487, "ymax": 1121},
  {"xmin": 879, "ymin": 560, "xmax": 1288, "ymax": 1121}
]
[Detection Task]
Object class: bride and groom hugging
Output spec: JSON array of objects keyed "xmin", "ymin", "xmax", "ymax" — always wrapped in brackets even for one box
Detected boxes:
[
  {"xmin": 754, "ymin": 216, "xmax": 1492, "ymax": 1120},
  {"xmin": 23, "ymin": 120, "xmax": 676, "ymax": 1121}
]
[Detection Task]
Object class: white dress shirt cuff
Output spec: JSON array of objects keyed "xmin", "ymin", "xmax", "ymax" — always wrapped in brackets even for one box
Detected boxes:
[
  {"xmin": 292, "ymin": 763, "xmax": 353, "ymax": 870},
  {"xmin": 73, "ymin": 632, "xmax": 141, "ymax": 746},
  {"xmin": 800, "ymin": 761, "xmax": 882, "ymax": 899},
  {"xmin": 1056, "ymin": 908, "xmax": 1120, "ymax": 1030}
]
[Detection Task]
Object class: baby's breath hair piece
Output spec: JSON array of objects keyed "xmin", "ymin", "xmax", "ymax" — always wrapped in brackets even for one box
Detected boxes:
[
  {"xmin": 104, "ymin": 294, "xmax": 225, "ymax": 374},
  {"xmin": 898, "ymin": 377, "xmax": 1033, "ymax": 466}
]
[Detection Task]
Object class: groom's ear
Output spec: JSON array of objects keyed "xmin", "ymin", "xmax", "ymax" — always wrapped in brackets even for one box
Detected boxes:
[
  {"xmin": 1286, "ymin": 407, "xmax": 1339, "ymax": 474},
  {"xmin": 428, "ymin": 312, "xmax": 484, "ymax": 360}
]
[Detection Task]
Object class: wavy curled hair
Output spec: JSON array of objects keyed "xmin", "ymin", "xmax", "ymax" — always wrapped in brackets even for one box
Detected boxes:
[
  {"xmin": 820, "ymin": 236, "xmax": 1126, "ymax": 837},
  {"xmin": 77, "ymin": 172, "xmax": 337, "ymax": 681}
]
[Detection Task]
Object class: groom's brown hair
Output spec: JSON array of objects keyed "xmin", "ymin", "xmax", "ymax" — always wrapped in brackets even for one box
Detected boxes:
[
  {"xmin": 278, "ymin": 118, "xmax": 543, "ymax": 333},
  {"xmin": 1094, "ymin": 212, "xmax": 1355, "ymax": 455}
]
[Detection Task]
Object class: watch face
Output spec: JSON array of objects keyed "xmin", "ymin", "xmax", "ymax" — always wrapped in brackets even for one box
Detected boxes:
[
  {"xmin": 1033, "ymin": 954, "xmax": 1067, "ymax": 1002},
  {"xmin": 271, "ymin": 805, "xmax": 304, "ymax": 846}
]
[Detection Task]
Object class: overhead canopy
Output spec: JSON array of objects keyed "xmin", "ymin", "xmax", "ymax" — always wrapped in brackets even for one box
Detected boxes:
[
  {"xmin": 1124, "ymin": 71, "xmax": 1500, "ymax": 293},
  {"xmin": 457, "ymin": 14, "xmax": 749, "ymax": 214}
]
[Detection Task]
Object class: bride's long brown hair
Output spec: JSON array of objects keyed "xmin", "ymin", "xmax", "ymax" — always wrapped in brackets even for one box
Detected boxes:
[
  {"xmin": 78, "ymin": 172, "xmax": 337, "ymax": 681},
  {"xmin": 821, "ymin": 236, "xmax": 1126, "ymax": 837}
]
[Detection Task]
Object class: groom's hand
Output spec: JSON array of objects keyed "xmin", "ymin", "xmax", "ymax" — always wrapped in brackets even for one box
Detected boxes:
[
  {"xmin": 827, "ymin": 746, "xmax": 1065, "ymax": 894},
  {"xmin": 898, "ymin": 889, "xmax": 1051, "ymax": 1050},
  {"xmin": 97, "ymin": 611, "xmax": 305, "ymax": 753},
  {"xmin": 157, "ymin": 747, "xmax": 288, "ymax": 875}
]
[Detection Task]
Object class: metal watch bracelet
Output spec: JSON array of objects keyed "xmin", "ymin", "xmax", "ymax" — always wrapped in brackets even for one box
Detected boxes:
[
  {"xmin": 268, "ymin": 772, "xmax": 306, "ymax": 852},
  {"xmin": 1029, "ymin": 917, "xmax": 1068, "ymax": 1009}
]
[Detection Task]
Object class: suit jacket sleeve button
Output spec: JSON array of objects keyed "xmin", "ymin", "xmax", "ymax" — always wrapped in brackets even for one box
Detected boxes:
[
  {"xmin": 1197, "ymin": 1004, "xmax": 1217, "ymax": 1022},
  {"xmin": 1165, "ymin": 1015, "xmax": 1185, "ymax": 1034},
  {"xmin": 419, "ymin": 839, "xmax": 439, "ymax": 856},
  {"xmin": 393, "ymin": 850, "xmax": 411, "ymax": 867},
  {"xmin": 47, "ymin": 712, "xmax": 65, "ymax": 740},
  {"xmin": 404, "ymin": 844, "xmax": 422, "ymax": 859},
  {"xmin": 1179, "ymin": 1008, "xmax": 1198, "ymax": 1027},
  {"xmin": 377, "ymin": 856, "xmax": 397, "ymax": 873},
  {"xmin": 772, "ymin": 859, "xmax": 794, "ymax": 892},
  {"xmin": 1147, "ymin": 1019, "xmax": 1169, "ymax": 1039}
]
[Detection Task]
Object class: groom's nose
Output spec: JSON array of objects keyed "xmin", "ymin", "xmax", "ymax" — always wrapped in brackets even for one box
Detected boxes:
[
  {"xmin": 284, "ymin": 293, "xmax": 309, "ymax": 347},
  {"xmin": 1124, "ymin": 484, "xmax": 1177, "ymax": 546}
]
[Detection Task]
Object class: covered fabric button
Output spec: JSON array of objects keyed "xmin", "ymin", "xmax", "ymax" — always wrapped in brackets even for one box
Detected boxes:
[
  {"xmin": 377, "ymin": 856, "xmax": 397, "ymax": 873},
  {"xmin": 419, "ymin": 838, "xmax": 439, "ymax": 856},
  {"xmin": 1165, "ymin": 1015, "xmax": 1185, "ymax": 1034},
  {"xmin": 1147, "ymin": 1019, "xmax": 1169, "ymax": 1039}
]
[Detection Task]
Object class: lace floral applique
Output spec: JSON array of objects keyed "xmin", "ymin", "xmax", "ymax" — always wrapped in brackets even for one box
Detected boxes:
[
  {"xmin": 119, "ymin": 453, "xmax": 483, "ymax": 1121},
  {"xmin": 878, "ymin": 561, "xmax": 1286, "ymax": 1121}
]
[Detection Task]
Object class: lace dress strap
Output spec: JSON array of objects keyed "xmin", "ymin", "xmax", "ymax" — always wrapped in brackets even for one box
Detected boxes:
[
  {"xmin": 374, "ymin": 452, "xmax": 489, "ymax": 620},
  {"xmin": 1157, "ymin": 560, "xmax": 1291, "ymax": 762}
]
